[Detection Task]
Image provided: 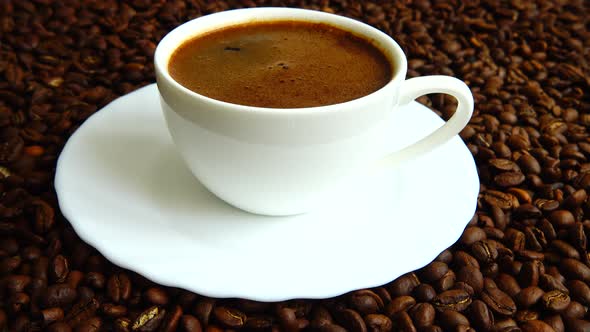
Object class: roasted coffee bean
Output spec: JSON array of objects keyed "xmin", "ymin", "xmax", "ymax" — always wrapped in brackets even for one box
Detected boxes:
[
  {"xmin": 520, "ymin": 320, "xmax": 556, "ymax": 332},
  {"xmin": 518, "ymin": 260, "xmax": 542, "ymax": 287},
  {"xmin": 456, "ymin": 265, "xmax": 484, "ymax": 294},
  {"xmin": 408, "ymin": 302, "xmax": 435, "ymax": 328},
  {"xmin": 102, "ymin": 303, "xmax": 127, "ymax": 317},
  {"xmin": 564, "ymin": 318, "xmax": 590, "ymax": 332},
  {"xmin": 393, "ymin": 311, "xmax": 415, "ymax": 332},
  {"xmin": 349, "ymin": 290, "xmax": 384, "ymax": 314},
  {"xmin": 543, "ymin": 315, "xmax": 565, "ymax": 332},
  {"xmin": 468, "ymin": 300, "xmax": 494, "ymax": 331},
  {"xmin": 433, "ymin": 289, "xmax": 472, "ymax": 312},
  {"xmin": 193, "ymin": 299, "xmax": 215, "ymax": 326},
  {"xmin": 44, "ymin": 283, "xmax": 77, "ymax": 307},
  {"xmin": 363, "ymin": 314, "xmax": 391, "ymax": 332},
  {"xmin": 385, "ymin": 296, "xmax": 415, "ymax": 315},
  {"xmin": 47, "ymin": 322, "xmax": 73, "ymax": 332},
  {"xmin": 132, "ymin": 306, "xmax": 166, "ymax": 332},
  {"xmin": 515, "ymin": 286, "xmax": 545, "ymax": 308},
  {"xmin": 245, "ymin": 315, "xmax": 273, "ymax": 330},
  {"xmin": 560, "ymin": 258, "xmax": 590, "ymax": 281},
  {"xmin": 460, "ymin": 227, "xmax": 487, "ymax": 246},
  {"xmin": 334, "ymin": 309, "xmax": 367, "ymax": 332},
  {"xmin": 64, "ymin": 299, "xmax": 99, "ymax": 327},
  {"xmin": 277, "ymin": 307, "xmax": 297, "ymax": 332},
  {"xmin": 439, "ymin": 310, "xmax": 470, "ymax": 330},
  {"xmin": 413, "ymin": 283, "xmax": 436, "ymax": 302},
  {"xmin": 107, "ymin": 273, "xmax": 131, "ymax": 303},
  {"xmin": 419, "ymin": 261, "xmax": 449, "ymax": 283},
  {"xmin": 181, "ymin": 315, "xmax": 202, "ymax": 332},
  {"xmin": 567, "ymin": 280, "xmax": 590, "ymax": 305},
  {"xmin": 496, "ymin": 273, "xmax": 522, "ymax": 297},
  {"xmin": 542, "ymin": 290, "xmax": 571, "ymax": 312},
  {"xmin": 482, "ymin": 281, "xmax": 517, "ymax": 316},
  {"xmin": 160, "ymin": 305, "xmax": 183, "ymax": 332},
  {"xmin": 76, "ymin": 317, "xmax": 102, "ymax": 332},
  {"xmin": 213, "ymin": 307, "xmax": 246, "ymax": 329},
  {"xmin": 143, "ymin": 287, "xmax": 169, "ymax": 305},
  {"xmin": 388, "ymin": 273, "xmax": 420, "ymax": 296},
  {"xmin": 562, "ymin": 301, "xmax": 586, "ymax": 319},
  {"xmin": 50, "ymin": 255, "xmax": 69, "ymax": 282}
]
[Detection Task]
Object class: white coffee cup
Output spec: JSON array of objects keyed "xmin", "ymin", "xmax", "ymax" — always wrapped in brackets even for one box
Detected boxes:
[{"xmin": 155, "ymin": 7, "xmax": 474, "ymax": 216}]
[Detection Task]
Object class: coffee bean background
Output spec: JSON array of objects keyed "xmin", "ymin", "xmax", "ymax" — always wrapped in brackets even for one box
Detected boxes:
[{"xmin": 0, "ymin": 0, "xmax": 589, "ymax": 331}]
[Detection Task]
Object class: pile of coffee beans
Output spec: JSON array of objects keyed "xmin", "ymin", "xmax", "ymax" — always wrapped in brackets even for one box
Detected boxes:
[{"xmin": 1, "ymin": 0, "xmax": 589, "ymax": 331}]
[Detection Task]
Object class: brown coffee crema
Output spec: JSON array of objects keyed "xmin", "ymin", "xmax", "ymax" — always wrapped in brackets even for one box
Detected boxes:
[{"xmin": 168, "ymin": 20, "xmax": 393, "ymax": 108}]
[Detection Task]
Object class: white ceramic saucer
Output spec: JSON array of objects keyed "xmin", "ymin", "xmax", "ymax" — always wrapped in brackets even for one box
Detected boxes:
[{"xmin": 55, "ymin": 84, "xmax": 479, "ymax": 301}]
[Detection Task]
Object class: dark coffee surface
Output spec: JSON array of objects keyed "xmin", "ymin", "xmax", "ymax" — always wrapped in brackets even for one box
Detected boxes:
[
  {"xmin": 2, "ymin": 1, "xmax": 590, "ymax": 331},
  {"xmin": 168, "ymin": 21, "xmax": 392, "ymax": 108}
]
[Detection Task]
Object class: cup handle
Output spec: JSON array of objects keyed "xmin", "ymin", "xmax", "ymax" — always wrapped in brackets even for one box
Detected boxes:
[{"xmin": 383, "ymin": 75, "xmax": 474, "ymax": 166}]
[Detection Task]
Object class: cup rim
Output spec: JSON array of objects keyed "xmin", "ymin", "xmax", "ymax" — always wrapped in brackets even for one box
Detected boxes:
[{"xmin": 154, "ymin": 7, "xmax": 408, "ymax": 114}]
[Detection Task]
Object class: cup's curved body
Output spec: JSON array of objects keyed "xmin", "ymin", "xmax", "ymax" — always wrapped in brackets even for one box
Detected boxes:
[{"xmin": 155, "ymin": 8, "xmax": 472, "ymax": 216}]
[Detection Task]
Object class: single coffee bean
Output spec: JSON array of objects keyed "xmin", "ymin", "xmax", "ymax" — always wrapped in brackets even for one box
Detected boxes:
[
  {"xmin": 540, "ymin": 274, "xmax": 569, "ymax": 294},
  {"xmin": 468, "ymin": 300, "xmax": 494, "ymax": 331},
  {"xmin": 560, "ymin": 258, "xmax": 590, "ymax": 281},
  {"xmin": 460, "ymin": 227, "xmax": 487, "ymax": 246},
  {"xmin": 393, "ymin": 311, "xmax": 415, "ymax": 332},
  {"xmin": 454, "ymin": 251, "xmax": 480, "ymax": 268},
  {"xmin": 435, "ymin": 269, "xmax": 456, "ymax": 292},
  {"xmin": 456, "ymin": 265, "xmax": 484, "ymax": 294},
  {"xmin": 107, "ymin": 273, "xmax": 131, "ymax": 303},
  {"xmin": 277, "ymin": 307, "xmax": 297, "ymax": 332},
  {"xmin": 132, "ymin": 306, "xmax": 166, "ymax": 332},
  {"xmin": 318, "ymin": 324, "xmax": 348, "ymax": 332},
  {"xmin": 181, "ymin": 315, "xmax": 202, "ymax": 332},
  {"xmin": 41, "ymin": 307, "xmax": 64, "ymax": 324},
  {"xmin": 413, "ymin": 283, "xmax": 436, "ymax": 302},
  {"xmin": 564, "ymin": 318, "xmax": 590, "ymax": 332},
  {"xmin": 193, "ymin": 298, "xmax": 215, "ymax": 325},
  {"xmin": 102, "ymin": 303, "xmax": 127, "ymax": 317},
  {"xmin": 550, "ymin": 210, "xmax": 576, "ymax": 228},
  {"xmin": 311, "ymin": 305, "xmax": 333, "ymax": 328},
  {"xmin": 143, "ymin": 287, "xmax": 169, "ymax": 306},
  {"xmin": 482, "ymin": 281, "xmax": 517, "ymax": 316},
  {"xmin": 160, "ymin": 305, "xmax": 183, "ymax": 332},
  {"xmin": 64, "ymin": 299, "xmax": 99, "ymax": 327},
  {"xmin": 567, "ymin": 280, "xmax": 590, "ymax": 305},
  {"xmin": 409, "ymin": 302, "xmax": 435, "ymax": 328},
  {"xmin": 543, "ymin": 315, "xmax": 565, "ymax": 332},
  {"xmin": 245, "ymin": 315, "xmax": 273, "ymax": 330},
  {"xmin": 385, "ymin": 295, "xmax": 415, "ymax": 315},
  {"xmin": 5, "ymin": 274, "xmax": 32, "ymax": 293},
  {"xmin": 518, "ymin": 260, "xmax": 542, "ymax": 287},
  {"xmin": 44, "ymin": 283, "xmax": 77, "ymax": 307},
  {"xmin": 520, "ymin": 320, "xmax": 556, "ymax": 332},
  {"xmin": 542, "ymin": 290, "xmax": 571, "ymax": 312},
  {"xmin": 562, "ymin": 301, "xmax": 586, "ymax": 319},
  {"xmin": 433, "ymin": 289, "xmax": 472, "ymax": 312},
  {"xmin": 349, "ymin": 290, "xmax": 384, "ymax": 314},
  {"xmin": 552, "ymin": 240, "xmax": 580, "ymax": 259},
  {"xmin": 83, "ymin": 272, "xmax": 105, "ymax": 289},
  {"xmin": 439, "ymin": 310, "xmax": 470, "ymax": 330},
  {"xmin": 47, "ymin": 322, "xmax": 73, "ymax": 332},
  {"xmin": 453, "ymin": 282, "xmax": 475, "ymax": 297},
  {"xmin": 76, "ymin": 317, "xmax": 102, "ymax": 332},
  {"xmin": 50, "ymin": 255, "xmax": 69, "ymax": 282},
  {"xmin": 419, "ymin": 261, "xmax": 449, "ymax": 283},
  {"xmin": 388, "ymin": 273, "xmax": 420, "ymax": 296},
  {"xmin": 496, "ymin": 273, "xmax": 522, "ymax": 297},
  {"xmin": 334, "ymin": 309, "xmax": 367, "ymax": 332},
  {"xmin": 471, "ymin": 240, "xmax": 499, "ymax": 264},
  {"xmin": 363, "ymin": 314, "xmax": 392, "ymax": 332},
  {"xmin": 213, "ymin": 306, "xmax": 246, "ymax": 329},
  {"xmin": 515, "ymin": 286, "xmax": 545, "ymax": 308}
]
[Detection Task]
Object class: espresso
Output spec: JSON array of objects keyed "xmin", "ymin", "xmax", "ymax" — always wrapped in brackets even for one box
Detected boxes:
[{"xmin": 168, "ymin": 20, "xmax": 393, "ymax": 108}]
